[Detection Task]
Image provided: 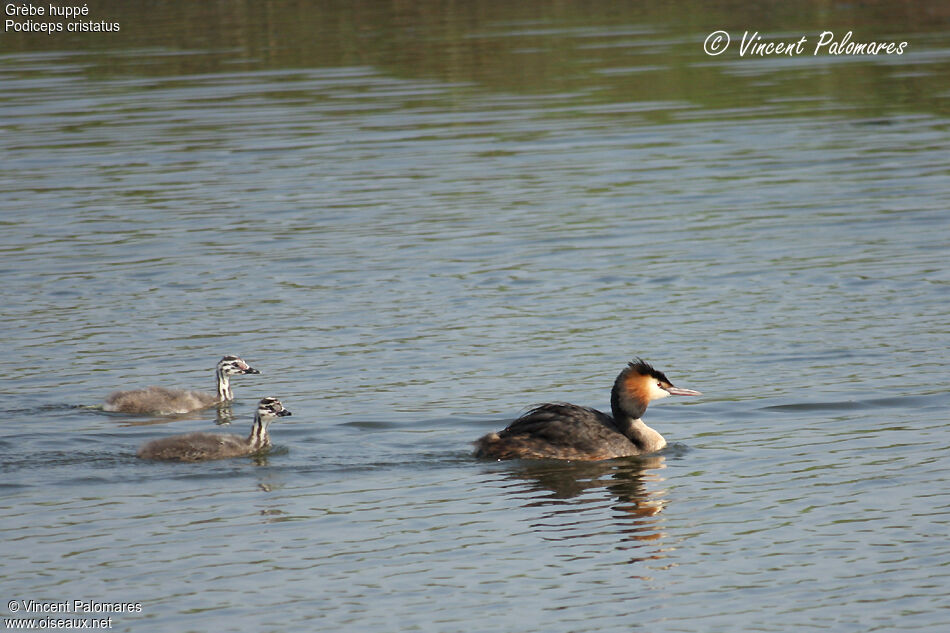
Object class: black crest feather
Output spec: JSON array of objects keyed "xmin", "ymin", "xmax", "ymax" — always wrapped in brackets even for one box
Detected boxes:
[{"xmin": 626, "ymin": 357, "xmax": 671, "ymax": 384}]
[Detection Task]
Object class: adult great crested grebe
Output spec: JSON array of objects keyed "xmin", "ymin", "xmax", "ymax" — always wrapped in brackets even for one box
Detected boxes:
[
  {"xmin": 475, "ymin": 359, "xmax": 701, "ymax": 461},
  {"xmin": 104, "ymin": 355, "xmax": 260, "ymax": 415},
  {"xmin": 137, "ymin": 397, "xmax": 291, "ymax": 462}
]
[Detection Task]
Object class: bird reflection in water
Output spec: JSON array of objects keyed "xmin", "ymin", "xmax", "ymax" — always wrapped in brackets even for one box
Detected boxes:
[
  {"xmin": 489, "ymin": 456, "xmax": 670, "ymax": 567},
  {"xmin": 112, "ymin": 402, "xmax": 236, "ymax": 427},
  {"xmin": 215, "ymin": 403, "xmax": 235, "ymax": 425}
]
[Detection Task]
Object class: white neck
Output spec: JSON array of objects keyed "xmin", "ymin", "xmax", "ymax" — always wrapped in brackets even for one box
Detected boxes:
[
  {"xmin": 616, "ymin": 417, "xmax": 667, "ymax": 454},
  {"xmin": 216, "ymin": 368, "xmax": 232, "ymax": 401},
  {"xmin": 246, "ymin": 414, "xmax": 271, "ymax": 450}
]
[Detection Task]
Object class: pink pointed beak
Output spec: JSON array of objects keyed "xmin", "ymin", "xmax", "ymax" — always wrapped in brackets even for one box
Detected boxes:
[{"xmin": 666, "ymin": 386, "xmax": 702, "ymax": 396}]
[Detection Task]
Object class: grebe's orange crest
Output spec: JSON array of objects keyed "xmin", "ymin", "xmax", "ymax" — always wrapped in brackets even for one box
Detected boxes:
[{"xmin": 620, "ymin": 358, "xmax": 699, "ymax": 402}]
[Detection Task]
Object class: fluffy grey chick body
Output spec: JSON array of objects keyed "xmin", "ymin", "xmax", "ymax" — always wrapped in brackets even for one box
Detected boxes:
[
  {"xmin": 137, "ymin": 397, "xmax": 291, "ymax": 462},
  {"xmin": 105, "ymin": 355, "xmax": 259, "ymax": 415}
]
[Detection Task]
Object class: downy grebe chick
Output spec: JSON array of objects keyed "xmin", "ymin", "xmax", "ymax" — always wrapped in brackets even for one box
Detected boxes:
[
  {"xmin": 137, "ymin": 397, "xmax": 291, "ymax": 462},
  {"xmin": 104, "ymin": 355, "xmax": 260, "ymax": 415},
  {"xmin": 475, "ymin": 359, "xmax": 701, "ymax": 461}
]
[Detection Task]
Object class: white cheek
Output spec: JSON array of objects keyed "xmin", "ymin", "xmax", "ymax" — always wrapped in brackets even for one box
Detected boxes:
[{"xmin": 649, "ymin": 383, "xmax": 671, "ymax": 400}]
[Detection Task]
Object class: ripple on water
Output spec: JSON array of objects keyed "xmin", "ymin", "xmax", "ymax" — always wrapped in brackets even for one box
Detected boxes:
[{"xmin": 3, "ymin": 7, "xmax": 950, "ymax": 631}]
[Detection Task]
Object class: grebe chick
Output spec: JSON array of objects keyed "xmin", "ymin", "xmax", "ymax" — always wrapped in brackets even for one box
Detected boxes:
[
  {"xmin": 137, "ymin": 397, "xmax": 291, "ymax": 462},
  {"xmin": 104, "ymin": 355, "xmax": 260, "ymax": 415},
  {"xmin": 475, "ymin": 359, "xmax": 701, "ymax": 461}
]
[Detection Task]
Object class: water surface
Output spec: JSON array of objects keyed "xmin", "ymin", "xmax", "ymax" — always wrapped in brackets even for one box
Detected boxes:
[{"xmin": 2, "ymin": 2, "xmax": 949, "ymax": 631}]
